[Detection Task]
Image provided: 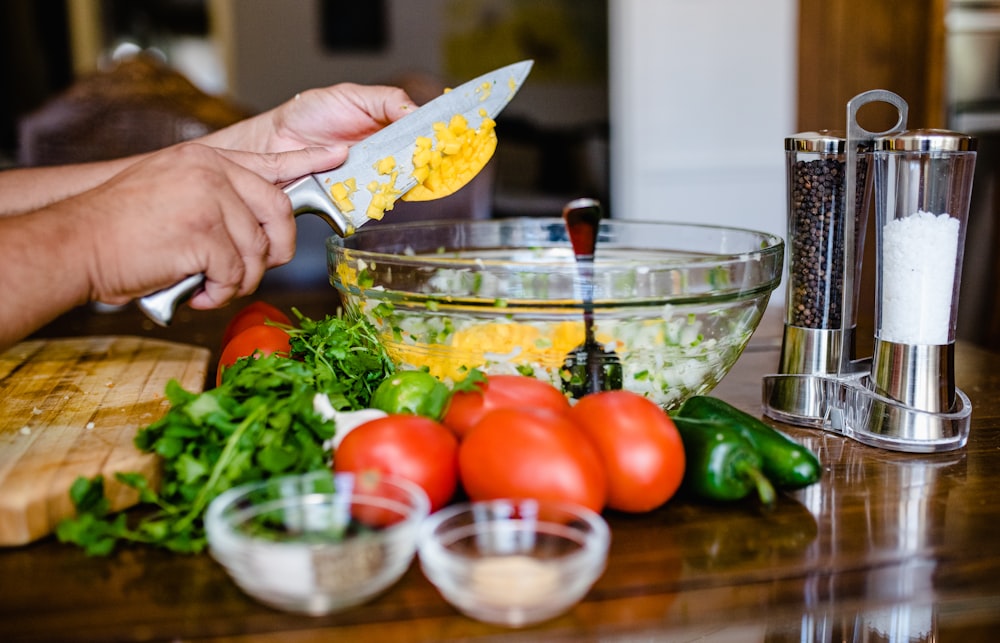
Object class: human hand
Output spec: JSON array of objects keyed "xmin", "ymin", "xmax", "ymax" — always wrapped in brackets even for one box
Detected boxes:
[
  {"xmin": 208, "ymin": 84, "xmax": 418, "ymax": 155},
  {"xmin": 66, "ymin": 142, "xmax": 345, "ymax": 309}
]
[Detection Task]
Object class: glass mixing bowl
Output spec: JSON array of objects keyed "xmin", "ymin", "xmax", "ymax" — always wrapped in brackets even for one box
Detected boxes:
[{"xmin": 327, "ymin": 218, "xmax": 783, "ymax": 409}]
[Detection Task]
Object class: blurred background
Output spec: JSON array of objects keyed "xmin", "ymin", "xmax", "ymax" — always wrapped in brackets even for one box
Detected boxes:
[{"xmin": 1, "ymin": 0, "xmax": 998, "ymax": 346}]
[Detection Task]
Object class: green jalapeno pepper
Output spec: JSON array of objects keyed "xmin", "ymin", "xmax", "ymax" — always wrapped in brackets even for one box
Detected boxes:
[
  {"xmin": 672, "ymin": 416, "xmax": 776, "ymax": 506},
  {"xmin": 677, "ymin": 396, "xmax": 822, "ymax": 490}
]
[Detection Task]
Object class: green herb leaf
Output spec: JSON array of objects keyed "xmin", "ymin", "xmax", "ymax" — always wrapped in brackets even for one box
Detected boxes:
[{"xmin": 58, "ymin": 309, "xmax": 394, "ymax": 556}]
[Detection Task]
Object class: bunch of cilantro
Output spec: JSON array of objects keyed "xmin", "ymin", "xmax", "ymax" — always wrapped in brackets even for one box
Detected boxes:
[{"xmin": 56, "ymin": 310, "xmax": 395, "ymax": 556}]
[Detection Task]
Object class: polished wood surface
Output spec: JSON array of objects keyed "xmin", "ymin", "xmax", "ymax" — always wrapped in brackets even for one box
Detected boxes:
[{"xmin": 3, "ymin": 284, "xmax": 1000, "ymax": 642}]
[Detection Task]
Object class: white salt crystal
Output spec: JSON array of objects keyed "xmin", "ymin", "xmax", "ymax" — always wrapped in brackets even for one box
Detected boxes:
[{"xmin": 880, "ymin": 211, "xmax": 959, "ymax": 345}]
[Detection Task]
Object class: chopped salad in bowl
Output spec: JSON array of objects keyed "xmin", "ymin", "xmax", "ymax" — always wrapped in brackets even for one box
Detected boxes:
[{"xmin": 327, "ymin": 217, "xmax": 783, "ymax": 409}]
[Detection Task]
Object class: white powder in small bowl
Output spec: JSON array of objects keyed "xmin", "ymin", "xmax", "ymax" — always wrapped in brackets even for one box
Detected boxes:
[
  {"xmin": 880, "ymin": 211, "xmax": 960, "ymax": 345},
  {"xmin": 470, "ymin": 555, "xmax": 561, "ymax": 607}
]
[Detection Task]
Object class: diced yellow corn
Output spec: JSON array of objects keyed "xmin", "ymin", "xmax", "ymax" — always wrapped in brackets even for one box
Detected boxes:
[
  {"xmin": 374, "ymin": 156, "xmax": 396, "ymax": 175},
  {"xmin": 403, "ymin": 110, "xmax": 498, "ymax": 202},
  {"xmin": 329, "ymin": 179, "xmax": 358, "ymax": 213},
  {"xmin": 363, "ymin": 172, "xmax": 403, "ymax": 220},
  {"xmin": 390, "ymin": 321, "xmax": 588, "ymax": 381}
]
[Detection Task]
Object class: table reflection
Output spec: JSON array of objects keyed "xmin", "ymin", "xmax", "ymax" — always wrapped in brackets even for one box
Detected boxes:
[{"xmin": 790, "ymin": 431, "xmax": 966, "ymax": 642}]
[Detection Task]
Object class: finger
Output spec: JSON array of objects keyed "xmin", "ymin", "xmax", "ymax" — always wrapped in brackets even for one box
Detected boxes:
[
  {"xmin": 215, "ymin": 148, "xmax": 351, "ymax": 272},
  {"xmin": 199, "ymin": 192, "xmax": 261, "ymax": 304},
  {"xmin": 216, "ymin": 146, "xmax": 349, "ymax": 185},
  {"xmin": 351, "ymin": 84, "xmax": 418, "ymax": 123},
  {"xmin": 161, "ymin": 155, "xmax": 273, "ymax": 305},
  {"xmin": 299, "ymin": 84, "xmax": 417, "ymax": 124},
  {"xmin": 209, "ymin": 165, "xmax": 290, "ymax": 289}
]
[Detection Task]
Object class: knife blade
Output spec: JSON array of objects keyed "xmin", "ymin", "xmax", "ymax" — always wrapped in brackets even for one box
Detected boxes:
[
  {"xmin": 137, "ymin": 60, "xmax": 534, "ymax": 326},
  {"xmin": 285, "ymin": 59, "xmax": 534, "ymax": 235}
]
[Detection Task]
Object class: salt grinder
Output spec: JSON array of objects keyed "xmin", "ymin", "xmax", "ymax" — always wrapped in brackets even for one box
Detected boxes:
[{"xmin": 871, "ymin": 130, "xmax": 977, "ymax": 413}]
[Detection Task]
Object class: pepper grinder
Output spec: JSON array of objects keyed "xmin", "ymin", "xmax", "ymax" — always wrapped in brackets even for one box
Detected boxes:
[
  {"xmin": 871, "ymin": 130, "xmax": 977, "ymax": 414},
  {"xmin": 779, "ymin": 131, "xmax": 870, "ymax": 377},
  {"xmin": 764, "ymin": 90, "xmax": 907, "ymax": 427}
]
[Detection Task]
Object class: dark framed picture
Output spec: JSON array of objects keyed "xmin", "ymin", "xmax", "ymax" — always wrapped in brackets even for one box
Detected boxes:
[{"xmin": 320, "ymin": 0, "xmax": 387, "ymax": 53}]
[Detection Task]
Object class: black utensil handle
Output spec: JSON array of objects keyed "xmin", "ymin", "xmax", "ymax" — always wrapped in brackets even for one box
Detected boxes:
[{"xmin": 562, "ymin": 197, "xmax": 602, "ymax": 259}]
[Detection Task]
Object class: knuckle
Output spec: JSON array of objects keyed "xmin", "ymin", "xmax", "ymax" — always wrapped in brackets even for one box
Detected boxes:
[
  {"xmin": 269, "ymin": 236, "xmax": 296, "ymax": 265},
  {"xmin": 249, "ymin": 227, "xmax": 272, "ymax": 258}
]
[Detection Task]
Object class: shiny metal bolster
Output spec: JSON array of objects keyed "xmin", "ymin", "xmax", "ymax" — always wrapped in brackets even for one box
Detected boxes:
[
  {"xmin": 284, "ymin": 176, "xmax": 353, "ymax": 237},
  {"xmin": 872, "ymin": 340, "xmax": 955, "ymax": 413}
]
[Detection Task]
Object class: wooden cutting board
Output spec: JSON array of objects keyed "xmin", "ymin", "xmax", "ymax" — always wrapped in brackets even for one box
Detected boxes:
[{"xmin": 0, "ymin": 336, "xmax": 210, "ymax": 546}]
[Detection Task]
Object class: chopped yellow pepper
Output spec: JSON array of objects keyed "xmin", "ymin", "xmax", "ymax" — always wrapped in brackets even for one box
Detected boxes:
[
  {"xmin": 374, "ymin": 156, "xmax": 396, "ymax": 175},
  {"xmin": 403, "ymin": 108, "xmax": 497, "ymax": 202},
  {"xmin": 387, "ymin": 320, "xmax": 620, "ymax": 382},
  {"xmin": 329, "ymin": 177, "xmax": 357, "ymax": 213},
  {"xmin": 365, "ymin": 171, "xmax": 402, "ymax": 220}
]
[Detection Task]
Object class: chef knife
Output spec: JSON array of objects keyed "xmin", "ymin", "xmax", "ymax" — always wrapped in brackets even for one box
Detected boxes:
[{"xmin": 137, "ymin": 59, "xmax": 534, "ymax": 326}]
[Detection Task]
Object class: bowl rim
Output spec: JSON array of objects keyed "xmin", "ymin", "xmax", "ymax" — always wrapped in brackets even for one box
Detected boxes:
[
  {"xmin": 327, "ymin": 217, "xmax": 784, "ymax": 270},
  {"xmin": 416, "ymin": 498, "xmax": 611, "ymax": 572},
  {"xmin": 205, "ymin": 470, "xmax": 431, "ymax": 551}
]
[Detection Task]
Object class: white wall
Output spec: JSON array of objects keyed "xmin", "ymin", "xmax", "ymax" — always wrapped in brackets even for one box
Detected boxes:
[{"xmin": 608, "ymin": 0, "xmax": 796, "ymax": 243}]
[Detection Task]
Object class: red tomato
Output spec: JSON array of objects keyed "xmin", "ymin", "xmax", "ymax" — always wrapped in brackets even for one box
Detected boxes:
[
  {"xmin": 458, "ymin": 407, "xmax": 607, "ymax": 513},
  {"xmin": 216, "ymin": 324, "xmax": 291, "ymax": 386},
  {"xmin": 569, "ymin": 391, "xmax": 686, "ymax": 513},
  {"xmin": 334, "ymin": 415, "xmax": 459, "ymax": 512},
  {"xmin": 443, "ymin": 374, "xmax": 571, "ymax": 439},
  {"xmin": 220, "ymin": 301, "xmax": 292, "ymax": 349}
]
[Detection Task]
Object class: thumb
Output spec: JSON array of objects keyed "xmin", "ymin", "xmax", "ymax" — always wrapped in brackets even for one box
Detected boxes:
[{"xmin": 216, "ymin": 145, "xmax": 350, "ymax": 185}]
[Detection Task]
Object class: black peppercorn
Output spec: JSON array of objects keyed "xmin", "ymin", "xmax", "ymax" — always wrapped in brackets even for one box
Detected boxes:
[{"xmin": 785, "ymin": 138, "xmax": 868, "ymax": 330}]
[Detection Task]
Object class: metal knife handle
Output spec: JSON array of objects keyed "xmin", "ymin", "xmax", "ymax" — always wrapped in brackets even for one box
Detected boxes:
[
  {"xmin": 136, "ymin": 274, "xmax": 206, "ymax": 327},
  {"xmin": 136, "ymin": 176, "xmax": 349, "ymax": 326}
]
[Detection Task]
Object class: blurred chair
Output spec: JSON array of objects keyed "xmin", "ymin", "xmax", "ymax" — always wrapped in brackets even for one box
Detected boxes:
[{"xmin": 17, "ymin": 53, "xmax": 249, "ymax": 167}]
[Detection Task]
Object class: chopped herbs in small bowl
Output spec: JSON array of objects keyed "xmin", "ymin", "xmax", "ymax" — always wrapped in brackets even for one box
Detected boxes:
[
  {"xmin": 327, "ymin": 217, "xmax": 783, "ymax": 409},
  {"xmin": 205, "ymin": 470, "xmax": 429, "ymax": 615}
]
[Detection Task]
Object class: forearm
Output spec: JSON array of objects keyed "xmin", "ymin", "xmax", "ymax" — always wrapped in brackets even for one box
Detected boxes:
[
  {"xmin": 0, "ymin": 155, "xmax": 147, "ymax": 216},
  {"xmin": 0, "ymin": 119, "xmax": 277, "ymax": 218},
  {"xmin": 0, "ymin": 204, "xmax": 94, "ymax": 350}
]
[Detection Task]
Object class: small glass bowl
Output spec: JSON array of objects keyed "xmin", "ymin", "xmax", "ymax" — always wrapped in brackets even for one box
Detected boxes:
[
  {"xmin": 417, "ymin": 499, "xmax": 611, "ymax": 627},
  {"xmin": 205, "ymin": 470, "xmax": 430, "ymax": 615}
]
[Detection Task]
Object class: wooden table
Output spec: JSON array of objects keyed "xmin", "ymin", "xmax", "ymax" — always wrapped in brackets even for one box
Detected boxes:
[{"xmin": 3, "ymin": 284, "xmax": 1000, "ymax": 642}]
